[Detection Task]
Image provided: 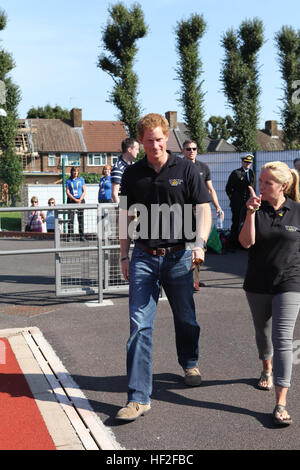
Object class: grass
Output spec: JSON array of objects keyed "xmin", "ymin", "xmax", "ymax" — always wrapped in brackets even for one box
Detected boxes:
[{"xmin": 0, "ymin": 211, "xmax": 21, "ymax": 231}]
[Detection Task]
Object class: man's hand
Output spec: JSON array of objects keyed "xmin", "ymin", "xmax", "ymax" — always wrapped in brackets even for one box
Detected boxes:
[
  {"xmin": 121, "ymin": 259, "xmax": 130, "ymax": 282},
  {"xmin": 191, "ymin": 247, "xmax": 205, "ymax": 270}
]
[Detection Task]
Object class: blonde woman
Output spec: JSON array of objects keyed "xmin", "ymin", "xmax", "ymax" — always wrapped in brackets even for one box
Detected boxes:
[
  {"xmin": 28, "ymin": 196, "xmax": 46, "ymax": 232},
  {"xmin": 239, "ymin": 161, "xmax": 300, "ymax": 426}
]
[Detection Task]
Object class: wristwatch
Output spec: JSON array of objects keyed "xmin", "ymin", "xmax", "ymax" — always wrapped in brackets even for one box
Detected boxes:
[{"xmin": 194, "ymin": 238, "xmax": 207, "ymax": 252}]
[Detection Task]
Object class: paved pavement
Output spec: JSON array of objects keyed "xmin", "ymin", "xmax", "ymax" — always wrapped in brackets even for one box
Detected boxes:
[{"xmin": 0, "ymin": 238, "xmax": 300, "ymax": 451}]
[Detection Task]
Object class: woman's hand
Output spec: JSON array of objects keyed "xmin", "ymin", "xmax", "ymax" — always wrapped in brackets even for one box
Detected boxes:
[{"xmin": 246, "ymin": 186, "xmax": 261, "ymax": 212}]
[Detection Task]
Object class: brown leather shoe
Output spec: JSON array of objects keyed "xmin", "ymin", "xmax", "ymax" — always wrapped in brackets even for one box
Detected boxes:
[
  {"xmin": 115, "ymin": 402, "xmax": 151, "ymax": 421},
  {"xmin": 184, "ymin": 366, "xmax": 202, "ymax": 386}
]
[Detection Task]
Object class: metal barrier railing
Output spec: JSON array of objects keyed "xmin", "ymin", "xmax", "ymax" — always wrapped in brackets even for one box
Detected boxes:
[{"xmin": 0, "ymin": 203, "xmax": 129, "ymax": 304}]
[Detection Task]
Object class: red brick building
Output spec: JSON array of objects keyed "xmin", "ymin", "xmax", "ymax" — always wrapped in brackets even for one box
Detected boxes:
[{"xmin": 18, "ymin": 108, "xmax": 128, "ymax": 184}]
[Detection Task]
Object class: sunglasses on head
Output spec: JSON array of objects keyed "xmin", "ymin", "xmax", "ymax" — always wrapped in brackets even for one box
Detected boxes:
[{"xmin": 185, "ymin": 147, "xmax": 197, "ymax": 151}]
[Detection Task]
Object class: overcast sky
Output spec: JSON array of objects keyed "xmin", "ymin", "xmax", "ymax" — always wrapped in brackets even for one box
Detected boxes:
[{"xmin": 1, "ymin": 0, "xmax": 300, "ymax": 128}]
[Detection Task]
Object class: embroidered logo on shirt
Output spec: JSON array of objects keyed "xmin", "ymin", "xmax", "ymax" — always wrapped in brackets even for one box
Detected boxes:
[
  {"xmin": 285, "ymin": 225, "xmax": 298, "ymax": 232},
  {"xmin": 169, "ymin": 179, "xmax": 183, "ymax": 186}
]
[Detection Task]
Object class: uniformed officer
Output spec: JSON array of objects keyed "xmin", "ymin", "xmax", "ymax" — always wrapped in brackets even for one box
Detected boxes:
[{"xmin": 225, "ymin": 154, "xmax": 255, "ymax": 249}]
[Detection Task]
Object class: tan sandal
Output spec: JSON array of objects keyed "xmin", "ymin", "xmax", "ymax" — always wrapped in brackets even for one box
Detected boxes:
[
  {"xmin": 258, "ymin": 370, "xmax": 273, "ymax": 391},
  {"xmin": 273, "ymin": 404, "xmax": 292, "ymax": 426}
]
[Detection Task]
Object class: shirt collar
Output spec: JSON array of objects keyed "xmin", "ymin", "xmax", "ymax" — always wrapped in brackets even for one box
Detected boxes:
[
  {"xmin": 143, "ymin": 150, "xmax": 175, "ymax": 169},
  {"xmin": 261, "ymin": 197, "xmax": 292, "ymax": 212}
]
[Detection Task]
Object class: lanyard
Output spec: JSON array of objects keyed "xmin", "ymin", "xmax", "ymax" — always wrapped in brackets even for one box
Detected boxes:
[{"xmin": 71, "ymin": 179, "xmax": 80, "ymax": 190}]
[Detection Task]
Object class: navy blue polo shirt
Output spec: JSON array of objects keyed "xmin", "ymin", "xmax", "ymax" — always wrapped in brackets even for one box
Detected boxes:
[
  {"xmin": 241, "ymin": 197, "xmax": 300, "ymax": 294},
  {"xmin": 111, "ymin": 156, "xmax": 133, "ymax": 194},
  {"xmin": 120, "ymin": 152, "xmax": 211, "ymax": 247}
]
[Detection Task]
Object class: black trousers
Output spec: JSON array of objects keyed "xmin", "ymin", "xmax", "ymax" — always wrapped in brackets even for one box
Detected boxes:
[
  {"xmin": 229, "ymin": 203, "xmax": 243, "ymax": 246},
  {"xmin": 67, "ymin": 198, "xmax": 85, "ymax": 235}
]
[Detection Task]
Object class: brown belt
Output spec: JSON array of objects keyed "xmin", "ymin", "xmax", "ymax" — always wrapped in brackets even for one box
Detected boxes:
[{"xmin": 135, "ymin": 243, "xmax": 185, "ymax": 256}]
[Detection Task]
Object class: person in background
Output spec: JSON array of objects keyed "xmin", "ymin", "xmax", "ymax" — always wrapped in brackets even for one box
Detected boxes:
[
  {"xmin": 183, "ymin": 139, "xmax": 224, "ymax": 291},
  {"xmin": 66, "ymin": 166, "xmax": 86, "ymax": 242},
  {"xmin": 293, "ymin": 158, "xmax": 300, "ymax": 175},
  {"xmin": 239, "ymin": 161, "xmax": 300, "ymax": 427},
  {"xmin": 46, "ymin": 197, "xmax": 55, "ymax": 232},
  {"xmin": 98, "ymin": 165, "xmax": 112, "ymax": 203},
  {"xmin": 116, "ymin": 113, "xmax": 211, "ymax": 422},
  {"xmin": 226, "ymin": 154, "xmax": 255, "ymax": 250},
  {"xmin": 28, "ymin": 196, "xmax": 46, "ymax": 232},
  {"xmin": 294, "ymin": 158, "xmax": 300, "ymax": 191},
  {"xmin": 111, "ymin": 138, "xmax": 139, "ymax": 204}
]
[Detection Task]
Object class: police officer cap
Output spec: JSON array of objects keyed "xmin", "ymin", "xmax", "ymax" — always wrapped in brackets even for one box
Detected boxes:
[{"xmin": 241, "ymin": 154, "xmax": 253, "ymax": 163}]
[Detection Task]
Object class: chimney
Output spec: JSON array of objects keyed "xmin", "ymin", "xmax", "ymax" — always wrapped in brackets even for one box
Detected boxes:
[
  {"xmin": 265, "ymin": 120, "xmax": 278, "ymax": 136},
  {"xmin": 165, "ymin": 111, "xmax": 178, "ymax": 129},
  {"xmin": 71, "ymin": 108, "xmax": 82, "ymax": 128}
]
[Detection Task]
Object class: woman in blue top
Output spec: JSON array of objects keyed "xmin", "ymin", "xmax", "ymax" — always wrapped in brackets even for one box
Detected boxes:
[
  {"xmin": 46, "ymin": 197, "xmax": 55, "ymax": 232},
  {"xmin": 98, "ymin": 165, "xmax": 112, "ymax": 203}
]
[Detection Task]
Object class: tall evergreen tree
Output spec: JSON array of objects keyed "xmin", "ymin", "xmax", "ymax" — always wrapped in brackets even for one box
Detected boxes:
[
  {"xmin": 0, "ymin": 9, "xmax": 23, "ymax": 205},
  {"xmin": 220, "ymin": 18, "xmax": 264, "ymax": 151},
  {"xmin": 175, "ymin": 14, "xmax": 207, "ymax": 153},
  {"xmin": 275, "ymin": 26, "xmax": 300, "ymax": 149},
  {"xmin": 98, "ymin": 2, "xmax": 148, "ymax": 137},
  {"xmin": 206, "ymin": 115, "xmax": 234, "ymax": 140}
]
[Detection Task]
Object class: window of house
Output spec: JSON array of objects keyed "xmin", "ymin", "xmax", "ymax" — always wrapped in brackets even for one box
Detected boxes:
[
  {"xmin": 61, "ymin": 153, "xmax": 80, "ymax": 166},
  {"xmin": 87, "ymin": 153, "xmax": 107, "ymax": 166},
  {"xmin": 48, "ymin": 154, "xmax": 56, "ymax": 167},
  {"xmin": 111, "ymin": 154, "xmax": 119, "ymax": 165}
]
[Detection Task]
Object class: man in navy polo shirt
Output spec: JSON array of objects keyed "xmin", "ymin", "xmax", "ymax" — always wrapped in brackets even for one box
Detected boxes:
[
  {"xmin": 183, "ymin": 139, "xmax": 223, "ymax": 291},
  {"xmin": 111, "ymin": 137, "xmax": 139, "ymax": 204},
  {"xmin": 115, "ymin": 113, "xmax": 212, "ymax": 421}
]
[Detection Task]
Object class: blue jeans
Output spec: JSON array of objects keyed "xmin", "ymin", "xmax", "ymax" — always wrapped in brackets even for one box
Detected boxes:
[{"xmin": 127, "ymin": 247, "xmax": 200, "ymax": 404}]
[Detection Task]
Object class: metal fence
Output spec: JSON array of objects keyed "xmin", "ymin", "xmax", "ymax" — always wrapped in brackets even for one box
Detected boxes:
[
  {"xmin": 0, "ymin": 203, "xmax": 128, "ymax": 303},
  {"xmin": 1, "ymin": 148, "xmax": 299, "ymax": 301}
]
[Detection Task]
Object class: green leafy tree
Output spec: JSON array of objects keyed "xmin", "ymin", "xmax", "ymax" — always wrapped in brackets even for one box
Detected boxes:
[
  {"xmin": 0, "ymin": 9, "xmax": 22, "ymax": 205},
  {"xmin": 175, "ymin": 14, "xmax": 207, "ymax": 153},
  {"xmin": 0, "ymin": 148, "xmax": 23, "ymax": 205},
  {"xmin": 27, "ymin": 104, "xmax": 71, "ymax": 120},
  {"xmin": 79, "ymin": 172, "xmax": 100, "ymax": 184},
  {"xmin": 220, "ymin": 18, "xmax": 264, "ymax": 151},
  {"xmin": 275, "ymin": 26, "xmax": 300, "ymax": 149},
  {"xmin": 206, "ymin": 115, "xmax": 234, "ymax": 140},
  {"xmin": 98, "ymin": 2, "xmax": 148, "ymax": 137}
]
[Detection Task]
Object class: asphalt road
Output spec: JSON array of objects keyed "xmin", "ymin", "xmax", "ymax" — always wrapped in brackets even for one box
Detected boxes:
[{"xmin": 0, "ymin": 238, "xmax": 300, "ymax": 450}]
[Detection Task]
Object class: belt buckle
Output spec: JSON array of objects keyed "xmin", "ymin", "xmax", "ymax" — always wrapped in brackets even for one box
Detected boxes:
[{"xmin": 156, "ymin": 247, "xmax": 167, "ymax": 256}]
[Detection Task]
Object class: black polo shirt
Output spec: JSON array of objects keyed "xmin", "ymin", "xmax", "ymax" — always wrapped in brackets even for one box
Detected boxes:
[
  {"xmin": 120, "ymin": 152, "xmax": 211, "ymax": 247},
  {"xmin": 195, "ymin": 160, "xmax": 211, "ymax": 182},
  {"xmin": 242, "ymin": 197, "xmax": 300, "ymax": 294}
]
